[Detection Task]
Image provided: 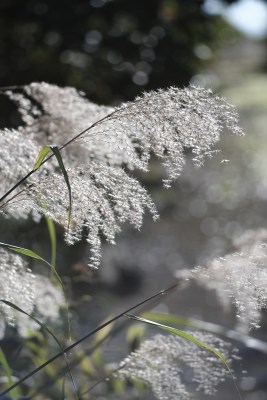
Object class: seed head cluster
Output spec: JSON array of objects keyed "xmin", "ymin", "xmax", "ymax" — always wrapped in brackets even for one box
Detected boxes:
[
  {"xmin": 117, "ymin": 333, "xmax": 235, "ymax": 399},
  {"xmin": 191, "ymin": 229, "xmax": 267, "ymax": 331},
  {"xmin": 1, "ymin": 83, "xmax": 243, "ymax": 268}
]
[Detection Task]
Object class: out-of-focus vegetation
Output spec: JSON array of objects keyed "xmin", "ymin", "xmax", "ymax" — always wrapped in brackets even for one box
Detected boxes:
[{"xmin": 0, "ymin": 0, "xmax": 242, "ymax": 104}]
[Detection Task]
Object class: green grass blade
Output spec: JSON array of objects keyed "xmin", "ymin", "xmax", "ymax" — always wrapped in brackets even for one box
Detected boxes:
[
  {"xmin": 61, "ymin": 375, "xmax": 66, "ymax": 400},
  {"xmin": 141, "ymin": 312, "xmax": 191, "ymax": 327},
  {"xmin": 0, "ymin": 346, "xmax": 20, "ymax": 400},
  {"xmin": 33, "ymin": 144, "xmax": 72, "ymax": 230},
  {"xmin": 49, "ymin": 145, "xmax": 72, "ymax": 231},
  {"xmin": 0, "ymin": 244, "xmax": 42, "ymax": 261},
  {"xmin": 124, "ymin": 313, "xmax": 228, "ymax": 367},
  {"xmin": 33, "ymin": 145, "xmax": 51, "ymax": 170},
  {"xmin": 0, "ymin": 242, "xmax": 59, "ymax": 281},
  {"xmin": 143, "ymin": 311, "xmax": 267, "ymax": 357},
  {"xmin": 1, "ymin": 300, "xmax": 61, "ymax": 346},
  {"xmin": 0, "ymin": 300, "xmax": 78, "ymax": 399},
  {"xmin": 45, "ymin": 216, "xmax": 57, "ymax": 270}
]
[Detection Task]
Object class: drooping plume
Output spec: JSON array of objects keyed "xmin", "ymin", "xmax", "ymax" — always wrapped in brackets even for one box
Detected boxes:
[
  {"xmin": 187, "ymin": 229, "xmax": 267, "ymax": 332},
  {"xmin": 1, "ymin": 83, "xmax": 243, "ymax": 268},
  {"xmin": 117, "ymin": 333, "xmax": 236, "ymax": 399}
]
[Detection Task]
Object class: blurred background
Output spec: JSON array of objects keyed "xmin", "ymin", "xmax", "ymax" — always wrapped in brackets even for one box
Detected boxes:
[{"xmin": 1, "ymin": 0, "xmax": 267, "ymax": 399}]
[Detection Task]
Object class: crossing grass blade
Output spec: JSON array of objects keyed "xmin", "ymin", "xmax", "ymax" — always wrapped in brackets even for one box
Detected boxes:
[
  {"xmin": 0, "ymin": 300, "xmax": 78, "ymax": 399},
  {"xmin": 124, "ymin": 313, "xmax": 242, "ymax": 400},
  {"xmin": 0, "ymin": 346, "xmax": 20, "ymax": 400},
  {"xmin": 33, "ymin": 144, "xmax": 72, "ymax": 230},
  {"xmin": 0, "ymin": 242, "xmax": 61, "ymax": 284},
  {"xmin": 143, "ymin": 311, "xmax": 267, "ymax": 356},
  {"xmin": 141, "ymin": 312, "xmax": 192, "ymax": 328},
  {"xmin": 124, "ymin": 313, "xmax": 228, "ymax": 367}
]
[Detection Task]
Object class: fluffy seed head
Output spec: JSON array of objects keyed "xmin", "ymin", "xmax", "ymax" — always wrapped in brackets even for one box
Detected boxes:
[{"xmin": 117, "ymin": 332, "xmax": 236, "ymax": 399}]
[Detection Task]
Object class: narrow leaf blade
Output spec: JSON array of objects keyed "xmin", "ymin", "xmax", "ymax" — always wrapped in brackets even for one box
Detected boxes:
[
  {"xmin": 124, "ymin": 313, "xmax": 228, "ymax": 366},
  {"xmin": 33, "ymin": 144, "xmax": 72, "ymax": 230},
  {"xmin": 0, "ymin": 242, "xmax": 43, "ymax": 261},
  {"xmin": 33, "ymin": 145, "xmax": 51, "ymax": 170},
  {"xmin": 45, "ymin": 216, "xmax": 57, "ymax": 269},
  {"xmin": 1, "ymin": 300, "xmax": 61, "ymax": 346},
  {"xmin": 49, "ymin": 145, "xmax": 72, "ymax": 230}
]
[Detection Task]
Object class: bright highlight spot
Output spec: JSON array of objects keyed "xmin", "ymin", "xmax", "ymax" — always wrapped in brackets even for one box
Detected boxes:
[
  {"xmin": 204, "ymin": 0, "xmax": 267, "ymax": 39},
  {"xmin": 224, "ymin": 0, "xmax": 267, "ymax": 39}
]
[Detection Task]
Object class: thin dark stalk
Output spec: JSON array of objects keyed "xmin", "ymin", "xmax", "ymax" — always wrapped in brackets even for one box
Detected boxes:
[
  {"xmin": 0, "ymin": 282, "xmax": 178, "ymax": 397},
  {"xmin": 0, "ymin": 85, "xmax": 25, "ymax": 92},
  {"xmin": 0, "ymin": 171, "xmax": 35, "ymax": 206},
  {"xmin": 31, "ymin": 276, "xmax": 174, "ymax": 397}
]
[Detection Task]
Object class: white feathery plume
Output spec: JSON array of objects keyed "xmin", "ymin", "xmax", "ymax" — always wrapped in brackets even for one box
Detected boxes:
[
  {"xmin": 0, "ymin": 249, "xmax": 64, "ymax": 336},
  {"xmin": 1, "ymin": 83, "xmax": 243, "ymax": 268},
  {"xmin": 7, "ymin": 163, "xmax": 158, "ymax": 269},
  {"xmin": 117, "ymin": 333, "xmax": 236, "ymax": 400},
  {"xmin": 0, "ymin": 249, "xmax": 35, "ymax": 325},
  {"xmin": 185, "ymin": 229, "xmax": 267, "ymax": 331}
]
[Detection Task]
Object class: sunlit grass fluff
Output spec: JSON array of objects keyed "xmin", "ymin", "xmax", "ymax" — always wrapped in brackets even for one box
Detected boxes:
[
  {"xmin": 1, "ymin": 83, "xmax": 243, "ymax": 268},
  {"xmin": 189, "ymin": 230, "xmax": 267, "ymax": 332},
  {"xmin": 117, "ymin": 333, "xmax": 236, "ymax": 400},
  {"xmin": 0, "ymin": 249, "xmax": 64, "ymax": 337}
]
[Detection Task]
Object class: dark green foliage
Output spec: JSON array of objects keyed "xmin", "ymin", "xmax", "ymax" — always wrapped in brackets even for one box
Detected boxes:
[{"xmin": 0, "ymin": 0, "xmax": 216, "ymax": 104}]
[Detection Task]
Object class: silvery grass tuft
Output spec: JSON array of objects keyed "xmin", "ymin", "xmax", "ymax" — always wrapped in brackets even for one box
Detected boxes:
[
  {"xmin": 180, "ymin": 229, "xmax": 267, "ymax": 332},
  {"xmin": 0, "ymin": 248, "xmax": 64, "ymax": 338},
  {"xmin": 117, "ymin": 333, "xmax": 238, "ymax": 400},
  {"xmin": 1, "ymin": 83, "xmax": 243, "ymax": 268},
  {"xmin": 0, "ymin": 83, "xmax": 247, "ymax": 398}
]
